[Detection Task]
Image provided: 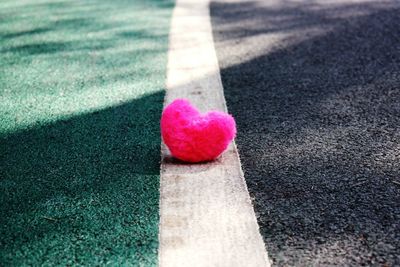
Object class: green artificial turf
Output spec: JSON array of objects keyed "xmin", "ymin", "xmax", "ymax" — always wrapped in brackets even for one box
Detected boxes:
[{"xmin": 0, "ymin": 0, "xmax": 173, "ymax": 265}]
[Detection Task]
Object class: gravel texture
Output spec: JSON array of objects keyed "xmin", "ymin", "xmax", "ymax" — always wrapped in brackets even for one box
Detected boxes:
[{"xmin": 211, "ymin": 0, "xmax": 400, "ymax": 265}]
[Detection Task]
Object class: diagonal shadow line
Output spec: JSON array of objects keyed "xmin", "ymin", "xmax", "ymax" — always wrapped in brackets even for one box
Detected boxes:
[
  {"xmin": 0, "ymin": 0, "xmax": 173, "ymax": 265},
  {"xmin": 211, "ymin": 1, "xmax": 400, "ymax": 265},
  {"xmin": 0, "ymin": 91, "xmax": 164, "ymax": 264}
]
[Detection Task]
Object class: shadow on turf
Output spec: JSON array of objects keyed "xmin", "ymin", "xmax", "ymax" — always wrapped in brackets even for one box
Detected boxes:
[
  {"xmin": 0, "ymin": 1, "xmax": 169, "ymax": 55},
  {"xmin": 0, "ymin": 91, "xmax": 164, "ymax": 264},
  {"xmin": 0, "ymin": 0, "xmax": 174, "ymax": 265},
  {"xmin": 212, "ymin": 1, "xmax": 400, "ymax": 265}
]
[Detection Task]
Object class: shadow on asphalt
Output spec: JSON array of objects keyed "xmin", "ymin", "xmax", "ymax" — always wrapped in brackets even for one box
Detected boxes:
[{"xmin": 212, "ymin": 1, "xmax": 400, "ymax": 265}]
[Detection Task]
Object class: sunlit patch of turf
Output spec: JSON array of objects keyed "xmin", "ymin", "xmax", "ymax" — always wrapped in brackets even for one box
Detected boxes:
[{"xmin": 0, "ymin": 0, "xmax": 173, "ymax": 265}]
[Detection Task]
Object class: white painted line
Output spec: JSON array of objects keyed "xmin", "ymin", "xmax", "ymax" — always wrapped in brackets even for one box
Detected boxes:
[{"xmin": 158, "ymin": 0, "xmax": 271, "ymax": 266}]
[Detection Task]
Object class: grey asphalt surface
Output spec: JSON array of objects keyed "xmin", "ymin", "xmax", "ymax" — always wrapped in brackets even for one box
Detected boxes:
[{"xmin": 211, "ymin": 0, "xmax": 400, "ymax": 266}]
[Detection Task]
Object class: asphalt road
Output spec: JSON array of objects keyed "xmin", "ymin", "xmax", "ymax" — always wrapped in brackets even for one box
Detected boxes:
[{"xmin": 211, "ymin": 0, "xmax": 400, "ymax": 265}]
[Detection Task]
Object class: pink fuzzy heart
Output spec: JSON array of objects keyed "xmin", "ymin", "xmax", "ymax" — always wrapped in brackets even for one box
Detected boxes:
[{"xmin": 161, "ymin": 99, "xmax": 236, "ymax": 163}]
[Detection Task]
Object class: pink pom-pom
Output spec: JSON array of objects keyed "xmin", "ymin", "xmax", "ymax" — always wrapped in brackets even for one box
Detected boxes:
[{"xmin": 161, "ymin": 99, "xmax": 236, "ymax": 163}]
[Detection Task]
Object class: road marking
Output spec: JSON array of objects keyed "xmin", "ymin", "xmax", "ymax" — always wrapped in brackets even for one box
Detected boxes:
[{"xmin": 158, "ymin": 0, "xmax": 271, "ymax": 266}]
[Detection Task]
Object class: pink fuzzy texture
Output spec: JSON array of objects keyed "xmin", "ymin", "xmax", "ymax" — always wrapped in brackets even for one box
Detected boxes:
[{"xmin": 161, "ymin": 99, "xmax": 236, "ymax": 163}]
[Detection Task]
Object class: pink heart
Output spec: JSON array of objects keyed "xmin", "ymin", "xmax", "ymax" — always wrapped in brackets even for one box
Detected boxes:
[{"xmin": 161, "ymin": 99, "xmax": 236, "ymax": 162}]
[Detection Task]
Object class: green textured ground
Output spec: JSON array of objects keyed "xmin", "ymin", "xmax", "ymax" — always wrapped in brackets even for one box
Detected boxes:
[{"xmin": 0, "ymin": 0, "xmax": 173, "ymax": 265}]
